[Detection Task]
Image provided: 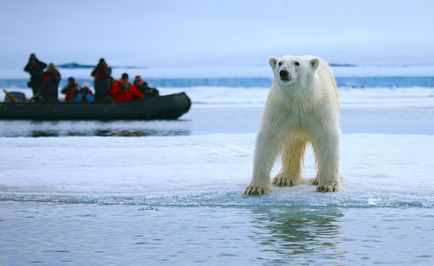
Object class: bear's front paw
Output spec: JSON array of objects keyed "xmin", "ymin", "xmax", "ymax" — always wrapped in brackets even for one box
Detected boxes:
[
  {"xmin": 310, "ymin": 176, "xmax": 320, "ymax": 186},
  {"xmin": 272, "ymin": 173, "xmax": 301, "ymax": 186},
  {"xmin": 243, "ymin": 183, "xmax": 271, "ymax": 196},
  {"xmin": 315, "ymin": 180, "xmax": 342, "ymax": 192}
]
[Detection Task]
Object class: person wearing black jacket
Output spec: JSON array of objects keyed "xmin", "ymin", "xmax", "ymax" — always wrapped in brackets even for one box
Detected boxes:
[
  {"xmin": 91, "ymin": 58, "xmax": 112, "ymax": 102},
  {"xmin": 23, "ymin": 53, "xmax": 47, "ymax": 99},
  {"xmin": 133, "ymin": 75, "xmax": 159, "ymax": 97}
]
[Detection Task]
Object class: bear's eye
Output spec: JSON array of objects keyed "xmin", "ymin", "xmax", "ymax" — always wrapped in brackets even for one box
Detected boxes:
[
  {"xmin": 278, "ymin": 62, "xmax": 282, "ymax": 66},
  {"xmin": 294, "ymin": 61, "xmax": 300, "ymax": 66}
]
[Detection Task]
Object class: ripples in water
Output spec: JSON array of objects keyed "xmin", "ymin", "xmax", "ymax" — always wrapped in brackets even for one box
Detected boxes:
[
  {"xmin": 1, "ymin": 191, "xmax": 434, "ymax": 209},
  {"xmin": 1, "ymin": 201, "xmax": 433, "ymax": 265}
]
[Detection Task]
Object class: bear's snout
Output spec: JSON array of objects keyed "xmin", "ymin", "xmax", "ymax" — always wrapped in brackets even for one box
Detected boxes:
[{"xmin": 279, "ymin": 70, "xmax": 291, "ymax": 81}]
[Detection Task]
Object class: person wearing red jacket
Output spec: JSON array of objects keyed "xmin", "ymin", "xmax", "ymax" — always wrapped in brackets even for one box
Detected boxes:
[
  {"xmin": 110, "ymin": 73, "xmax": 144, "ymax": 103},
  {"xmin": 40, "ymin": 63, "xmax": 61, "ymax": 102},
  {"xmin": 61, "ymin": 77, "xmax": 79, "ymax": 102}
]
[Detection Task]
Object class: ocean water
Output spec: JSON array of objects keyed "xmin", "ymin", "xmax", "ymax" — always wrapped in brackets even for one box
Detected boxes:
[{"xmin": 1, "ymin": 73, "xmax": 434, "ymax": 265}]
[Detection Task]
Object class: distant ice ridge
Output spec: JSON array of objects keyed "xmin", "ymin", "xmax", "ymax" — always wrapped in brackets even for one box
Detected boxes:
[{"xmin": 0, "ymin": 133, "xmax": 433, "ymax": 208}]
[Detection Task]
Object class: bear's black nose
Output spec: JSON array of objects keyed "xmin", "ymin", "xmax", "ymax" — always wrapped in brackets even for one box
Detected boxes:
[{"xmin": 279, "ymin": 70, "xmax": 289, "ymax": 80}]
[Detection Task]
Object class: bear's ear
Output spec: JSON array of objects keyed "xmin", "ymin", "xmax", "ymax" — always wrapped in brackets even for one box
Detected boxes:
[
  {"xmin": 269, "ymin": 57, "xmax": 278, "ymax": 70},
  {"xmin": 310, "ymin": 58, "xmax": 319, "ymax": 71}
]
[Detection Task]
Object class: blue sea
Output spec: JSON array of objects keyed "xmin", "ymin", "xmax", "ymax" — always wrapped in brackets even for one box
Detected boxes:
[
  {"xmin": 2, "ymin": 75, "xmax": 434, "ymax": 89},
  {"xmin": 1, "ymin": 73, "xmax": 434, "ymax": 265}
]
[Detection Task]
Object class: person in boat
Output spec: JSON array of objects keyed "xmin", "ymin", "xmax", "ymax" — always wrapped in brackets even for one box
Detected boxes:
[
  {"xmin": 77, "ymin": 83, "xmax": 94, "ymax": 103},
  {"xmin": 61, "ymin": 77, "xmax": 79, "ymax": 102},
  {"xmin": 91, "ymin": 58, "xmax": 112, "ymax": 102},
  {"xmin": 23, "ymin": 53, "xmax": 47, "ymax": 100},
  {"xmin": 110, "ymin": 73, "xmax": 144, "ymax": 103},
  {"xmin": 133, "ymin": 75, "xmax": 159, "ymax": 97},
  {"xmin": 39, "ymin": 63, "xmax": 61, "ymax": 103}
]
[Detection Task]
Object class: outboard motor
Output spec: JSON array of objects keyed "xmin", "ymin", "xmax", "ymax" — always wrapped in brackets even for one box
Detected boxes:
[{"xmin": 4, "ymin": 91, "xmax": 26, "ymax": 103}]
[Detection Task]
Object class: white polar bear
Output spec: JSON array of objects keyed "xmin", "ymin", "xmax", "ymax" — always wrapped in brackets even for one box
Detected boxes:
[{"xmin": 244, "ymin": 55, "xmax": 341, "ymax": 195}]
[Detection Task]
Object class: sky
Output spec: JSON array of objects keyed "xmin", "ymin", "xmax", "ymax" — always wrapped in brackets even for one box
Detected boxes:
[{"xmin": 1, "ymin": 0, "xmax": 434, "ymax": 69}]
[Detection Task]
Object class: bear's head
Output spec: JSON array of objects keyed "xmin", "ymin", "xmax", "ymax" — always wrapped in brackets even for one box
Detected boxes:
[{"xmin": 269, "ymin": 55, "xmax": 319, "ymax": 88}]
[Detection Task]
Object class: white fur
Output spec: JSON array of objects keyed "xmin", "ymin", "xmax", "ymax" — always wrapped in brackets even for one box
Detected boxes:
[{"xmin": 243, "ymin": 55, "xmax": 341, "ymax": 195}]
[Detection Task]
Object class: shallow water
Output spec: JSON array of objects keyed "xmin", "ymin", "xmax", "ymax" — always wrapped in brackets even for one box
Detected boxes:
[{"xmin": 1, "ymin": 202, "xmax": 433, "ymax": 265}]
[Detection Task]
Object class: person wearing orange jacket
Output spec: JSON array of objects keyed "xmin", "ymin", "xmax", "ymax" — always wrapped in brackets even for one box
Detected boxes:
[{"xmin": 110, "ymin": 73, "xmax": 144, "ymax": 103}]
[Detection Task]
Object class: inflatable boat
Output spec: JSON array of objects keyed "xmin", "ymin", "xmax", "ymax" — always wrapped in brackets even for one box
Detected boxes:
[{"xmin": 0, "ymin": 92, "xmax": 191, "ymax": 120}]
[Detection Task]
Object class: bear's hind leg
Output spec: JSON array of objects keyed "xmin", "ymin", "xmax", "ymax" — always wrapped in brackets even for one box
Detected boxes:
[{"xmin": 272, "ymin": 137, "xmax": 306, "ymax": 186}]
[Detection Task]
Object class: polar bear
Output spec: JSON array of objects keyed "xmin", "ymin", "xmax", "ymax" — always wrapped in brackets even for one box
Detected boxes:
[{"xmin": 244, "ymin": 55, "xmax": 341, "ymax": 195}]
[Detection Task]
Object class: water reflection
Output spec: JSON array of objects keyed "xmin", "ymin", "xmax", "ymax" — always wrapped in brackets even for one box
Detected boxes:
[
  {"xmin": 31, "ymin": 130, "xmax": 60, "ymax": 137},
  {"xmin": 0, "ymin": 120, "xmax": 191, "ymax": 137},
  {"xmin": 93, "ymin": 129, "xmax": 190, "ymax": 137},
  {"xmin": 250, "ymin": 207, "xmax": 344, "ymax": 262},
  {"xmin": 28, "ymin": 129, "xmax": 190, "ymax": 137}
]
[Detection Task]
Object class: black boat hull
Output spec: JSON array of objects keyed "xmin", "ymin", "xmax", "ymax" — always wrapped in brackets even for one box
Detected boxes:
[{"xmin": 0, "ymin": 92, "xmax": 191, "ymax": 120}]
